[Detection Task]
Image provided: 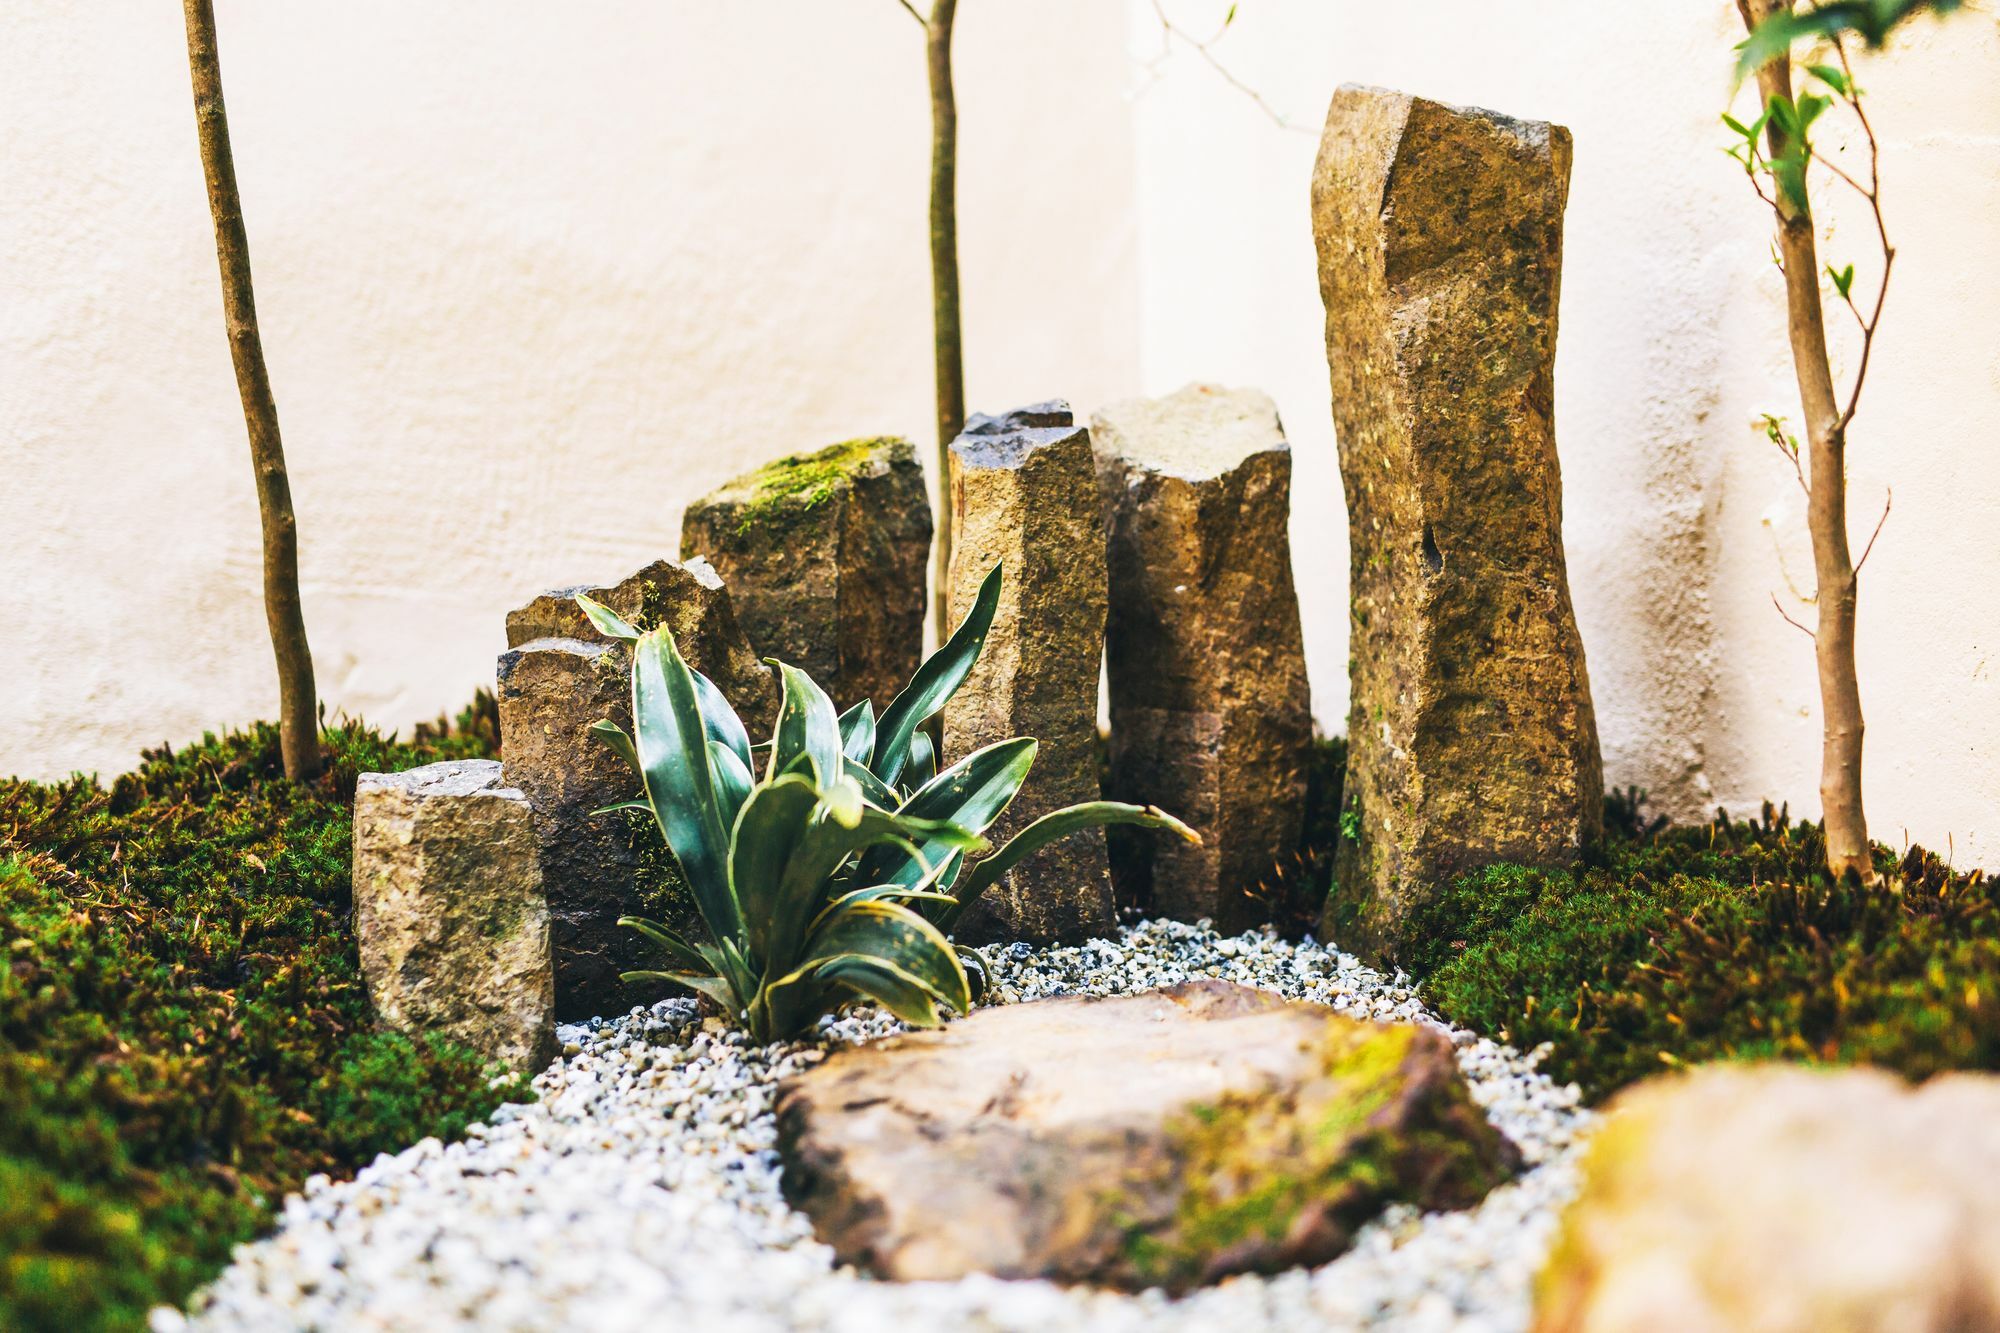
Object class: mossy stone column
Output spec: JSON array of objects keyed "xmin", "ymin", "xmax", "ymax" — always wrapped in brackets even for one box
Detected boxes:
[
  {"xmin": 1311, "ymin": 86, "xmax": 1603, "ymax": 960},
  {"xmin": 681, "ymin": 437, "xmax": 932, "ymax": 714},
  {"xmin": 943, "ymin": 402, "xmax": 1113, "ymax": 944}
]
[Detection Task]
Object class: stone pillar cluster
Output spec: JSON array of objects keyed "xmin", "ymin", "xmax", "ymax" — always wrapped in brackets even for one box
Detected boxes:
[{"xmin": 347, "ymin": 79, "xmax": 1610, "ymax": 1058}]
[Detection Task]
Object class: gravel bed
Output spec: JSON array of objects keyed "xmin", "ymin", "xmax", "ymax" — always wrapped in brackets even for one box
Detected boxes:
[{"xmin": 160, "ymin": 920, "xmax": 1593, "ymax": 1333}]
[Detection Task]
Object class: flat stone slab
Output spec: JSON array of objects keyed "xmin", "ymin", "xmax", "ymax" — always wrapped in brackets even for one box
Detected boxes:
[
  {"xmin": 777, "ymin": 980, "xmax": 1517, "ymax": 1292},
  {"xmin": 1537, "ymin": 1064, "xmax": 2000, "ymax": 1332},
  {"xmin": 353, "ymin": 759, "xmax": 556, "ymax": 1076}
]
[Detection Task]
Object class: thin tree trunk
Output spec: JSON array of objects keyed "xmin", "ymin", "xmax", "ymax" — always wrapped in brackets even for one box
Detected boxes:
[
  {"xmin": 926, "ymin": 0, "xmax": 964, "ymax": 644},
  {"xmin": 1739, "ymin": 0, "xmax": 1871, "ymax": 880},
  {"xmin": 184, "ymin": 0, "xmax": 320, "ymax": 782}
]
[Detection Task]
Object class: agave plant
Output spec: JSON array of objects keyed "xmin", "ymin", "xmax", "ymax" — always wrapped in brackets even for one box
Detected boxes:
[{"xmin": 577, "ymin": 563, "xmax": 1197, "ymax": 1042}]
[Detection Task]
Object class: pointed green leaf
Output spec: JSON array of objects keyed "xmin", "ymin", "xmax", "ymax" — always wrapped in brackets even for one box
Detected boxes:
[
  {"xmin": 904, "ymin": 730, "xmax": 937, "ymax": 793},
  {"xmin": 618, "ymin": 914, "xmax": 711, "ymax": 974},
  {"xmin": 768, "ymin": 807, "xmax": 985, "ymax": 975},
  {"xmin": 942, "ymin": 802, "xmax": 1201, "ymax": 930},
  {"xmin": 874, "ymin": 562, "xmax": 1002, "ymax": 786},
  {"xmin": 838, "ymin": 698, "xmax": 877, "ymax": 765},
  {"xmin": 805, "ymin": 898, "xmax": 970, "ymax": 1016},
  {"xmin": 589, "ymin": 718, "xmax": 640, "ymax": 774},
  {"xmin": 622, "ymin": 969, "xmax": 738, "ymax": 1013},
  {"xmin": 574, "ymin": 593, "xmax": 641, "ymax": 642},
  {"xmin": 632, "ymin": 625, "xmax": 737, "ymax": 940},
  {"xmin": 768, "ymin": 661, "xmax": 843, "ymax": 789},
  {"xmin": 727, "ymin": 773, "xmax": 820, "ymax": 967},
  {"xmin": 844, "ymin": 756, "xmax": 899, "ymax": 810},
  {"xmin": 1806, "ymin": 62, "xmax": 1851, "ymax": 95},
  {"xmin": 859, "ymin": 737, "xmax": 1036, "ymax": 887},
  {"xmin": 816, "ymin": 954, "xmax": 943, "ymax": 1027},
  {"xmin": 693, "ymin": 669, "xmax": 753, "ymax": 771},
  {"xmin": 588, "ymin": 798, "xmax": 652, "ymax": 817},
  {"xmin": 709, "ymin": 739, "xmax": 754, "ymax": 825}
]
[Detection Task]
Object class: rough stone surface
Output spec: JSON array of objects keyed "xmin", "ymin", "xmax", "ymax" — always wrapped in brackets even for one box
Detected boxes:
[
  {"xmin": 495, "ymin": 638, "xmax": 640, "ymax": 1020},
  {"xmin": 352, "ymin": 760, "xmax": 556, "ymax": 1076},
  {"xmin": 777, "ymin": 979, "xmax": 1517, "ymax": 1293},
  {"xmin": 1311, "ymin": 86, "xmax": 1603, "ymax": 959},
  {"xmin": 1092, "ymin": 384, "xmax": 1311, "ymax": 932},
  {"xmin": 1535, "ymin": 1064, "xmax": 2000, "ymax": 1333},
  {"xmin": 503, "ymin": 555, "xmax": 773, "ymax": 728},
  {"xmin": 500, "ymin": 557, "xmax": 775, "ymax": 1019},
  {"xmin": 680, "ymin": 437, "xmax": 931, "ymax": 713},
  {"xmin": 942, "ymin": 401, "xmax": 1111, "ymax": 944}
]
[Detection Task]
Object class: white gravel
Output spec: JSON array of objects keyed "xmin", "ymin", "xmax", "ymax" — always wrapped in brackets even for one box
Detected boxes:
[{"xmin": 161, "ymin": 920, "xmax": 1592, "ymax": 1333}]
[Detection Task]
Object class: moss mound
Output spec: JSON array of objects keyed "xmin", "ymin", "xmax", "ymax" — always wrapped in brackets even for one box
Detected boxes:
[
  {"xmin": 1400, "ymin": 798, "xmax": 1998, "ymax": 1101},
  {"xmin": 0, "ymin": 696, "xmax": 530, "ymax": 1332}
]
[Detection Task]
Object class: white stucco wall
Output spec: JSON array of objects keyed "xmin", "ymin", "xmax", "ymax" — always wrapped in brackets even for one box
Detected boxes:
[
  {"xmin": 1132, "ymin": 1, "xmax": 2000, "ymax": 868},
  {"xmin": 4, "ymin": 3, "xmax": 1995, "ymax": 867},
  {"xmin": 0, "ymin": 0, "xmax": 1138, "ymax": 780}
]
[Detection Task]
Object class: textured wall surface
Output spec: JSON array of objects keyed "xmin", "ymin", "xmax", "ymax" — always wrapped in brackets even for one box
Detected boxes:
[
  {"xmin": 1131, "ymin": 1, "xmax": 1999, "ymax": 868},
  {"xmin": 0, "ymin": 0, "xmax": 1138, "ymax": 779},
  {"xmin": 4, "ymin": 2, "xmax": 1995, "ymax": 868}
]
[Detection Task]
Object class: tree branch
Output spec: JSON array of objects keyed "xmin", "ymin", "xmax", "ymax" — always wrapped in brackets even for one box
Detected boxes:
[
  {"xmin": 893, "ymin": 0, "xmax": 926, "ymax": 28},
  {"xmin": 1854, "ymin": 488, "xmax": 1893, "ymax": 573},
  {"xmin": 1772, "ymin": 591, "xmax": 1818, "ymax": 639},
  {"xmin": 1834, "ymin": 40, "xmax": 1896, "ymax": 431},
  {"xmin": 1145, "ymin": 0, "xmax": 1305, "ymax": 133}
]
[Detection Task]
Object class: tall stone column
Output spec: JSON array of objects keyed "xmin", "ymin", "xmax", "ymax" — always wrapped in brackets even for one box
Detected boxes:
[
  {"xmin": 1092, "ymin": 384, "xmax": 1311, "ymax": 932},
  {"xmin": 681, "ymin": 437, "xmax": 932, "ymax": 714},
  {"xmin": 942, "ymin": 402, "xmax": 1113, "ymax": 944},
  {"xmin": 1310, "ymin": 86, "xmax": 1603, "ymax": 960}
]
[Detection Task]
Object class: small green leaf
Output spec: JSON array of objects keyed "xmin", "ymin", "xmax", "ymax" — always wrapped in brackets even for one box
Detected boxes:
[
  {"xmin": 838, "ymin": 698, "xmax": 876, "ymax": 766},
  {"xmin": 1806, "ymin": 62, "xmax": 1852, "ymax": 95},
  {"xmin": 619, "ymin": 915, "xmax": 711, "ymax": 974},
  {"xmin": 588, "ymin": 718, "xmax": 640, "ymax": 773},
  {"xmin": 768, "ymin": 661, "xmax": 843, "ymax": 790},
  {"xmin": 574, "ymin": 594, "xmax": 641, "ymax": 642},
  {"xmin": 1828, "ymin": 262, "xmax": 1856, "ymax": 299}
]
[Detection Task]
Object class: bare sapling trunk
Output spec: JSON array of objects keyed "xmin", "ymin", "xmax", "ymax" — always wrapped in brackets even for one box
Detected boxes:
[
  {"xmin": 925, "ymin": 0, "xmax": 964, "ymax": 645},
  {"xmin": 184, "ymin": 0, "xmax": 321, "ymax": 782},
  {"xmin": 1738, "ymin": 0, "xmax": 1880, "ymax": 881}
]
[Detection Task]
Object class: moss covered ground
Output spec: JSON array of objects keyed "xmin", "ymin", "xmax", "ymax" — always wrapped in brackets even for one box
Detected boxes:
[
  {"xmin": 0, "ymin": 697, "xmax": 530, "ymax": 1332},
  {"xmin": 1398, "ymin": 795, "xmax": 1998, "ymax": 1102}
]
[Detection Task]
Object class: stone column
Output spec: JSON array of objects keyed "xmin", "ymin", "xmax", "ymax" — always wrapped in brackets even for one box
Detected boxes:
[
  {"xmin": 680, "ymin": 437, "xmax": 932, "ymax": 713},
  {"xmin": 499, "ymin": 557, "xmax": 773, "ymax": 1017},
  {"xmin": 353, "ymin": 759, "xmax": 557, "ymax": 1077},
  {"xmin": 1092, "ymin": 384, "xmax": 1310, "ymax": 932},
  {"xmin": 942, "ymin": 402, "xmax": 1112, "ymax": 944},
  {"xmin": 1311, "ymin": 86, "xmax": 1603, "ymax": 960}
]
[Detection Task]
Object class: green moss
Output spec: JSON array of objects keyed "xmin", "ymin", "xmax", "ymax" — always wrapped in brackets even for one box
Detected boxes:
[
  {"xmin": 732, "ymin": 437, "xmax": 888, "ymax": 535},
  {"xmin": 1402, "ymin": 800, "xmax": 2000, "ymax": 1101},
  {"xmin": 1122, "ymin": 1018, "xmax": 1508, "ymax": 1289},
  {"xmin": 0, "ymin": 700, "xmax": 529, "ymax": 1331}
]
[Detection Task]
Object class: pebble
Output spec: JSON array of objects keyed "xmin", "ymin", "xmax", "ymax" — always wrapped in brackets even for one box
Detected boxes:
[{"xmin": 162, "ymin": 919, "xmax": 1593, "ymax": 1332}]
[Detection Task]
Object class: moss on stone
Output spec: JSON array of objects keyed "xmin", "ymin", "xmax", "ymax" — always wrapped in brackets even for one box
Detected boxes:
[
  {"xmin": 732, "ymin": 437, "xmax": 891, "ymax": 536},
  {"xmin": 1122, "ymin": 1018, "xmax": 1508, "ymax": 1289}
]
